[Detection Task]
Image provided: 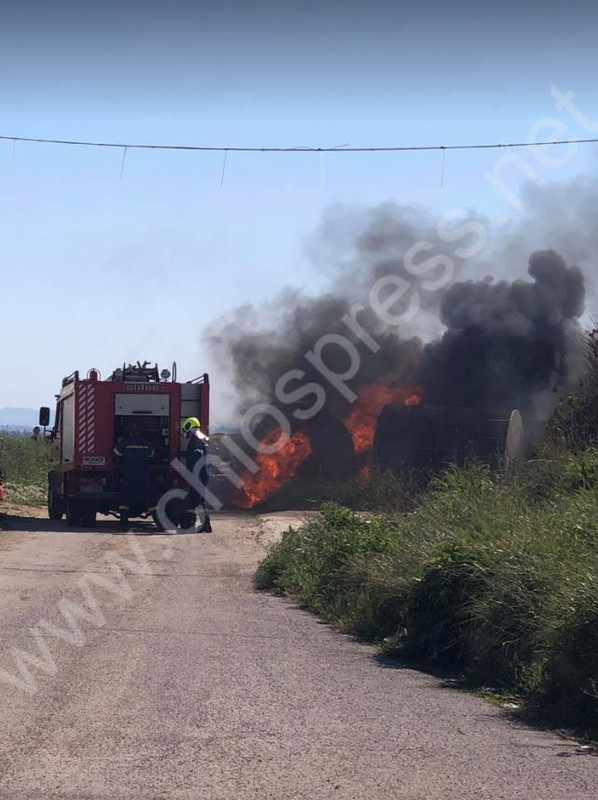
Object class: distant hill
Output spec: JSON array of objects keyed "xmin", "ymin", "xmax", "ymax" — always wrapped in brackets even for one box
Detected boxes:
[
  {"xmin": 0, "ymin": 407, "xmax": 52, "ymax": 428},
  {"xmin": 212, "ymin": 424, "xmax": 239, "ymax": 435},
  {"xmin": 0, "ymin": 425, "xmax": 32, "ymax": 434}
]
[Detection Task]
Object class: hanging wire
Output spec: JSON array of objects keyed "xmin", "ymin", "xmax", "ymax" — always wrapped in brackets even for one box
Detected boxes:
[
  {"xmin": 119, "ymin": 146, "xmax": 128, "ymax": 181},
  {"xmin": 440, "ymin": 147, "xmax": 446, "ymax": 188},
  {"xmin": 220, "ymin": 149, "xmax": 228, "ymax": 186},
  {"xmin": 0, "ymin": 133, "xmax": 596, "ymax": 154}
]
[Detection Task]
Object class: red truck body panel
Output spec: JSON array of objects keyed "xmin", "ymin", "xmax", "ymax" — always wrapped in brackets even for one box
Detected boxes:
[{"xmin": 47, "ymin": 364, "xmax": 209, "ymax": 523}]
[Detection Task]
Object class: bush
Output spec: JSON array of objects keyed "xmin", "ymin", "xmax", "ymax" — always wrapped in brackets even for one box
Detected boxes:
[
  {"xmin": 533, "ymin": 574, "xmax": 598, "ymax": 725},
  {"xmin": 547, "ymin": 327, "xmax": 598, "ymax": 452},
  {"xmin": 402, "ymin": 538, "xmax": 493, "ymax": 665},
  {"xmin": 255, "ymin": 458, "xmax": 598, "ymax": 733},
  {"xmin": 255, "ymin": 503, "xmax": 402, "ymax": 634}
]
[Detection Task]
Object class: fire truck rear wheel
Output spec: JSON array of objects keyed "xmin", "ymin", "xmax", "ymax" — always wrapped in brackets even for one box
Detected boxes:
[
  {"xmin": 179, "ymin": 511, "xmax": 196, "ymax": 530},
  {"xmin": 66, "ymin": 499, "xmax": 82, "ymax": 527},
  {"xmin": 81, "ymin": 509, "xmax": 97, "ymax": 528},
  {"xmin": 153, "ymin": 498, "xmax": 184, "ymax": 531}
]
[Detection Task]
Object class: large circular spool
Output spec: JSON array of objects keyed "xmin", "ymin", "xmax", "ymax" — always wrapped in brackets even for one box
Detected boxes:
[{"xmin": 374, "ymin": 404, "xmax": 525, "ymax": 471}]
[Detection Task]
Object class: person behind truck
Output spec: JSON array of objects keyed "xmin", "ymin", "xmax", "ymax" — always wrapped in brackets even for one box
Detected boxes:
[
  {"xmin": 181, "ymin": 417, "xmax": 212, "ymax": 533},
  {"xmin": 31, "ymin": 426, "xmax": 41, "ymax": 442},
  {"xmin": 113, "ymin": 424, "xmax": 154, "ymax": 527}
]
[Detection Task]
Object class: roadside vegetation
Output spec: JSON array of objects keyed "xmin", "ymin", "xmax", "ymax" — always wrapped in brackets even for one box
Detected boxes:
[
  {"xmin": 0, "ymin": 433, "xmax": 48, "ymax": 507},
  {"xmin": 258, "ymin": 468, "xmax": 426, "ymax": 514},
  {"xmin": 255, "ymin": 333, "xmax": 598, "ymax": 736}
]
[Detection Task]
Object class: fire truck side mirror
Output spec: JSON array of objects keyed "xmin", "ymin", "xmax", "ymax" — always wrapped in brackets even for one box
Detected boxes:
[{"xmin": 39, "ymin": 407, "xmax": 51, "ymax": 427}]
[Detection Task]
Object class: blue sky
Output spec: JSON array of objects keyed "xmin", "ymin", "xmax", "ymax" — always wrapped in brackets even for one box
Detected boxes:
[{"xmin": 1, "ymin": 0, "xmax": 597, "ymax": 422}]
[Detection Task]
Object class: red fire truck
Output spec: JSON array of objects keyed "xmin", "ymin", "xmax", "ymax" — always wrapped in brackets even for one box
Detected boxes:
[{"xmin": 41, "ymin": 362, "xmax": 209, "ymax": 528}]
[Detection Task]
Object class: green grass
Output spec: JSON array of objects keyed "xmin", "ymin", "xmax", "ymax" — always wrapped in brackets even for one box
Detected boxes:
[
  {"xmin": 0, "ymin": 433, "xmax": 49, "ymax": 506},
  {"xmin": 255, "ymin": 455, "xmax": 598, "ymax": 734}
]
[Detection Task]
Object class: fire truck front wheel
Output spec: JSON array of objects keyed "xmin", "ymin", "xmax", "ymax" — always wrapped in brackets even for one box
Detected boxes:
[
  {"xmin": 48, "ymin": 487, "xmax": 64, "ymax": 521},
  {"xmin": 47, "ymin": 472, "xmax": 64, "ymax": 521}
]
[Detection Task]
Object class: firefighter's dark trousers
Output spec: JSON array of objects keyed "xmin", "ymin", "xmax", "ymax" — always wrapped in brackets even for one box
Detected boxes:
[
  {"xmin": 120, "ymin": 466, "xmax": 151, "ymax": 516},
  {"xmin": 185, "ymin": 480, "xmax": 211, "ymax": 529}
]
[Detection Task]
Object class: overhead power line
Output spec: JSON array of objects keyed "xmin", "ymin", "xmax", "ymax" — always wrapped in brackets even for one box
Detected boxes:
[{"xmin": 1, "ymin": 133, "xmax": 597, "ymax": 154}]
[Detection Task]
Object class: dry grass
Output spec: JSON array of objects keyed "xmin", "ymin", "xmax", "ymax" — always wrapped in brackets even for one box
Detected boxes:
[{"xmin": 0, "ymin": 433, "xmax": 48, "ymax": 507}]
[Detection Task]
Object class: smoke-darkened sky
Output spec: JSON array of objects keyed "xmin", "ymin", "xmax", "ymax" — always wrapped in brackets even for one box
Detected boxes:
[{"xmin": 3, "ymin": 1, "xmax": 598, "ymax": 117}]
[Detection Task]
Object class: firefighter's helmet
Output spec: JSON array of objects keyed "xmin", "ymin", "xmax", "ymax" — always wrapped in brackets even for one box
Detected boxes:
[{"xmin": 182, "ymin": 417, "xmax": 201, "ymax": 433}]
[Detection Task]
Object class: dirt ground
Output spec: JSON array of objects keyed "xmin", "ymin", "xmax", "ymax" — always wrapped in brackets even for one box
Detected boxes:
[{"xmin": 0, "ymin": 507, "xmax": 595, "ymax": 799}]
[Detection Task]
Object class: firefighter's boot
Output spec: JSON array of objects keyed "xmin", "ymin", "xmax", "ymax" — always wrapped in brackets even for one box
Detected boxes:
[
  {"xmin": 196, "ymin": 508, "xmax": 212, "ymax": 533},
  {"xmin": 119, "ymin": 512, "xmax": 130, "ymax": 531}
]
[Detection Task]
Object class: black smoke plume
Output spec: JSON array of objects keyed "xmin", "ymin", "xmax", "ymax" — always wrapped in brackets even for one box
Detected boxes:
[
  {"xmin": 208, "ymin": 203, "xmax": 586, "ymax": 431},
  {"xmin": 208, "ymin": 202, "xmax": 471, "ymax": 421},
  {"xmin": 421, "ymin": 249, "xmax": 585, "ymax": 412}
]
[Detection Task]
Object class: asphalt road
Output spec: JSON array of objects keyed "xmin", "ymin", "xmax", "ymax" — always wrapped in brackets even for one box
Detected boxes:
[{"xmin": 0, "ymin": 509, "xmax": 596, "ymax": 799}]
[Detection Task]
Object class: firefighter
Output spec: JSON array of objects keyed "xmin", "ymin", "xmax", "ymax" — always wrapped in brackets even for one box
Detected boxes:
[
  {"xmin": 113, "ymin": 425, "xmax": 154, "ymax": 527},
  {"xmin": 181, "ymin": 417, "xmax": 212, "ymax": 532}
]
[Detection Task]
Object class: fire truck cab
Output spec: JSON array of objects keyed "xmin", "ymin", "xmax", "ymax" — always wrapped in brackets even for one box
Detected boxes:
[{"xmin": 41, "ymin": 362, "xmax": 209, "ymax": 527}]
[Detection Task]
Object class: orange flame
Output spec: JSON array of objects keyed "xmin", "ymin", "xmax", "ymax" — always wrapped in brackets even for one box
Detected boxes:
[
  {"xmin": 343, "ymin": 378, "xmax": 422, "ymax": 481},
  {"xmin": 235, "ymin": 427, "xmax": 312, "ymax": 508},
  {"xmin": 234, "ymin": 374, "xmax": 422, "ymax": 507},
  {"xmin": 343, "ymin": 380, "xmax": 422, "ymax": 455}
]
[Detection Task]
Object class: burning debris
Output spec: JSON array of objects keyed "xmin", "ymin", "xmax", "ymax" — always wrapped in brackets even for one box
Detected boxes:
[
  {"xmin": 342, "ymin": 378, "xmax": 422, "ymax": 481},
  {"xmin": 208, "ymin": 205, "xmax": 587, "ymax": 508},
  {"xmin": 234, "ymin": 428, "xmax": 312, "ymax": 509}
]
